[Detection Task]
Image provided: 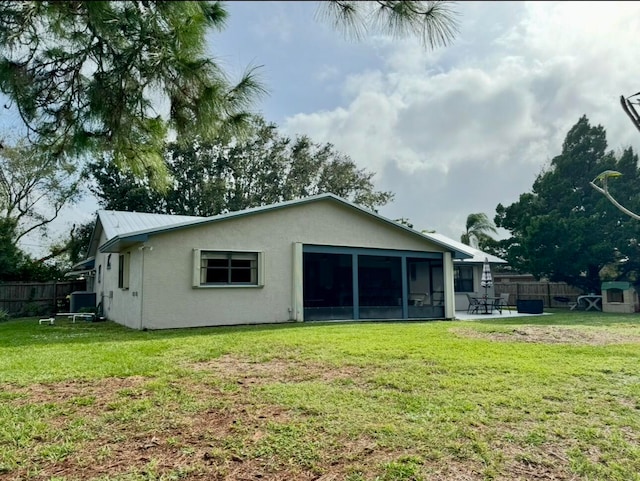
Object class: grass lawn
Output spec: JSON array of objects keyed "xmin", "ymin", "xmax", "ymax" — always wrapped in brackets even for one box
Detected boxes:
[{"xmin": 1, "ymin": 311, "xmax": 639, "ymax": 480}]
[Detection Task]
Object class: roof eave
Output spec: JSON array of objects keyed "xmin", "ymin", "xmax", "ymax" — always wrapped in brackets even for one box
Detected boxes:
[
  {"xmin": 99, "ymin": 234, "xmax": 150, "ymax": 253},
  {"xmin": 71, "ymin": 256, "xmax": 95, "ymax": 270},
  {"xmin": 457, "ymin": 258, "xmax": 508, "ymax": 264}
]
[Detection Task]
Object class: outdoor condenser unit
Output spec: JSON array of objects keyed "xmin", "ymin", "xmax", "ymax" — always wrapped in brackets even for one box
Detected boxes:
[{"xmin": 69, "ymin": 291, "xmax": 97, "ymax": 312}]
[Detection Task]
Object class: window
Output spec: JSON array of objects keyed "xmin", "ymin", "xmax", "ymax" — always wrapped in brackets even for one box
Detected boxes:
[
  {"xmin": 195, "ymin": 250, "xmax": 260, "ymax": 286},
  {"xmin": 118, "ymin": 252, "xmax": 130, "ymax": 289},
  {"xmin": 607, "ymin": 288, "xmax": 624, "ymax": 303},
  {"xmin": 98, "ymin": 264, "xmax": 102, "ymax": 284},
  {"xmin": 107, "ymin": 254, "xmax": 112, "ymax": 270},
  {"xmin": 454, "ymin": 265, "xmax": 474, "ymax": 292}
]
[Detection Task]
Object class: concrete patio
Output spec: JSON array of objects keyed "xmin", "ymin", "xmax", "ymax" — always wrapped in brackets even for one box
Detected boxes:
[{"xmin": 454, "ymin": 309, "xmax": 551, "ymax": 321}]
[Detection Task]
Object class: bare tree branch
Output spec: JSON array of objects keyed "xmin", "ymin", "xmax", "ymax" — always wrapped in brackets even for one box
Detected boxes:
[
  {"xmin": 620, "ymin": 94, "xmax": 640, "ymax": 134},
  {"xmin": 590, "ymin": 171, "xmax": 640, "ymax": 221},
  {"xmin": 0, "ymin": 140, "xmax": 81, "ymax": 246}
]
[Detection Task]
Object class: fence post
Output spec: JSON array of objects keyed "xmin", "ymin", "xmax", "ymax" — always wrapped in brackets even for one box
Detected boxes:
[
  {"xmin": 53, "ymin": 279, "xmax": 57, "ymax": 314},
  {"xmin": 547, "ymin": 283, "xmax": 551, "ymax": 308}
]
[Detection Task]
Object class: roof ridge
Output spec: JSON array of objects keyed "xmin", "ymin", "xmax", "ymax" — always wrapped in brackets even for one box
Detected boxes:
[{"xmin": 97, "ymin": 194, "xmax": 474, "ymax": 261}]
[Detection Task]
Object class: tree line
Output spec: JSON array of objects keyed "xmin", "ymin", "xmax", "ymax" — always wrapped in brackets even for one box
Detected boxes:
[
  {"xmin": 494, "ymin": 116, "xmax": 640, "ymax": 293},
  {"xmin": 459, "ymin": 115, "xmax": 640, "ymax": 294},
  {"xmin": 0, "ymin": 0, "xmax": 459, "ymax": 281},
  {"xmin": 4, "ymin": 2, "xmax": 640, "ymax": 295},
  {"xmin": 16, "ymin": 113, "xmax": 640, "ymax": 297}
]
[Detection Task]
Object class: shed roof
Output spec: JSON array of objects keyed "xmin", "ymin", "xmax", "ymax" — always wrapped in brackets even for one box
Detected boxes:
[
  {"xmin": 601, "ymin": 281, "xmax": 633, "ymax": 291},
  {"xmin": 96, "ymin": 194, "xmax": 473, "ymax": 259}
]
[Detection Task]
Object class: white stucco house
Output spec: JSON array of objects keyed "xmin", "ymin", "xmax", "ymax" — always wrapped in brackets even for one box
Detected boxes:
[{"xmin": 73, "ymin": 194, "xmax": 506, "ymax": 330}]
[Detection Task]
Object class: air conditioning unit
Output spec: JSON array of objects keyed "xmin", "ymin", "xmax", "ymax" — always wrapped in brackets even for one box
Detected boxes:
[{"xmin": 70, "ymin": 291, "xmax": 97, "ymax": 312}]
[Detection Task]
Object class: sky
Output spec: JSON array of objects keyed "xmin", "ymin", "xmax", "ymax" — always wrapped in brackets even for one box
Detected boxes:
[{"xmin": 10, "ymin": 0, "xmax": 640, "ymax": 256}]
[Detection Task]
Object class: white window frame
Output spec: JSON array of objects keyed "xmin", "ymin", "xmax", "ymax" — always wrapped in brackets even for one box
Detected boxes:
[{"xmin": 192, "ymin": 249, "xmax": 264, "ymax": 288}]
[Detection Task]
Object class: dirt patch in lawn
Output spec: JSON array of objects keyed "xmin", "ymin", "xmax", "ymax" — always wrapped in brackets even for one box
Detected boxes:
[
  {"xmin": 452, "ymin": 326, "xmax": 640, "ymax": 345},
  {"xmin": 31, "ymin": 402, "xmax": 317, "ymax": 481},
  {"xmin": 191, "ymin": 354, "xmax": 370, "ymax": 385},
  {"xmin": 0, "ymin": 357, "xmax": 580, "ymax": 481},
  {"xmin": 5, "ymin": 376, "xmax": 149, "ymax": 407}
]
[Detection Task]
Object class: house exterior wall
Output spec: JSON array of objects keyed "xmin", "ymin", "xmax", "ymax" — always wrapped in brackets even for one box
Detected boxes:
[
  {"xmin": 105, "ymin": 200, "xmax": 451, "ymax": 329},
  {"xmin": 94, "ymin": 230, "xmax": 143, "ymax": 329},
  {"xmin": 453, "ymin": 264, "xmax": 498, "ymax": 311}
]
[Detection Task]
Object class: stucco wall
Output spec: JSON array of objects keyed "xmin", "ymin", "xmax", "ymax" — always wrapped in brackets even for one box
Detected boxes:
[
  {"xmin": 108, "ymin": 200, "xmax": 452, "ymax": 329},
  {"xmin": 453, "ymin": 264, "xmax": 498, "ymax": 311},
  {"xmin": 94, "ymin": 231, "xmax": 143, "ymax": 329}
]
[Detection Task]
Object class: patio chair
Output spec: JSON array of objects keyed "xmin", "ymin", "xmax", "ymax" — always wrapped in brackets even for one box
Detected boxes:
[
  {"xmin": 494, "ymin": 293, "xmax": 511, "ymax": 314},
  {"xmin": 466, "ymin": 293, "xmax": 480, "ymax": 314},
  {"xmin": 409, "ymin": 293, "xmax": 427, "ymax": 306}
]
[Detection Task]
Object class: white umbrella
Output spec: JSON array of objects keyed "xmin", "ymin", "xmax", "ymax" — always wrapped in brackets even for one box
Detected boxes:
[{"xmin": 480, "ymin": 257, "xmax": 493, "ymax": 298}]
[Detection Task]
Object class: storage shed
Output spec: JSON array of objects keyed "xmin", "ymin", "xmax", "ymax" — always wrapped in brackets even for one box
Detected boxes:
[{"xmin": 601, "ymin": 281, "xmax": 639, "ymax": 314}]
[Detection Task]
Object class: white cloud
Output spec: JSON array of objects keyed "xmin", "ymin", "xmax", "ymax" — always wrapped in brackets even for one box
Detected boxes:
[
  {"xmin": 282, "ymin": 1, "xmax": 640, "ymax": 239},
  {"xmin": 14, "ymin": 0, "xmax": 640, "ymax": 252},
  {"xmin": 315, "ymin": 64, "xmax": 341, "ymax": 82}
]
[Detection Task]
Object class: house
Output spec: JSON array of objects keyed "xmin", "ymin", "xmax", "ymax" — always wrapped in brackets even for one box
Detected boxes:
[
  {"xmin": 75, "ymin": 194, "xmax": 508, "ymax": 330},
  {"xmin": 428, "ymin": 233, "xmax": 508, "ymax": 310}
]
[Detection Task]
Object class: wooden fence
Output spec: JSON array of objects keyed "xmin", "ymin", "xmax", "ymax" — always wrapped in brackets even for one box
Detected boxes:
[
  {"xmin": 0, "ymin": 280, "xmax": 87, "ymax": 317},
  {"xmin": 496, "ymin": 281, "xmax": 584, "ymax": 308}
]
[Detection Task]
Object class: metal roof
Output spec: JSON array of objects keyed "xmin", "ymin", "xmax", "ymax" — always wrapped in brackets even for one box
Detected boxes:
[
  {"xmin": 85, "ymin": 210, "xmax": 204, "ymax": 259},
  {"xmin": 66, "ymin": 256, "xmax": 96, "ymax": 278},
  {"xmin": 98, "ymin": 210, "xmax": 203, "ymax": 239},
  {"xmin": 427, "ymin": 233, "xmax": 507, "ymax": 264},
  {"xmin": 97, "ymin": 194, "xmax": 474, "ymax": 259}
]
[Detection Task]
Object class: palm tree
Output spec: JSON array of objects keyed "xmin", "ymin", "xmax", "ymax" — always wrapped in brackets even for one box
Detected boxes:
[{"xmin": 461, "ymin": 213, "xmax": 497, "ymax": 249}]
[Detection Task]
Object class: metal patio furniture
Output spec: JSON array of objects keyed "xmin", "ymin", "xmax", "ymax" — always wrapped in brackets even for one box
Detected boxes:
[
  {"xmin": 494, "ymin": 292, "xmax": 511, "ymax": 314},
  {"xmin": 466, "ymin": 293, "xmax": 480, "ymax": 314}
]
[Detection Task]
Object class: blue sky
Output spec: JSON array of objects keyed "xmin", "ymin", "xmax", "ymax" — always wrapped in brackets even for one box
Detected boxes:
[
  {"xmin": 10, "ymin": 1, "xmax": 640, "ymax": 256},
  {"xmin": 207, "ymin": 1, "xmax": 640, "ymax": 238}
]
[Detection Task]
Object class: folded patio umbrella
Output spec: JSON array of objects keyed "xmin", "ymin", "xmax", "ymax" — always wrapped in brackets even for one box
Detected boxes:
[{"xmin": 480, "ymin": 257, "xmax": 493, "ymax": 297}]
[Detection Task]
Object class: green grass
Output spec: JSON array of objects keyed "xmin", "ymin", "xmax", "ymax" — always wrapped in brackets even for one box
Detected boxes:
[{"xmin": 0, "ymin": 312, "xmax": 639, "ymax": 480}]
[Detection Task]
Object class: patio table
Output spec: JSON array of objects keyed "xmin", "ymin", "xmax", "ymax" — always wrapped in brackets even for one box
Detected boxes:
[
  {"xmin": 576, "ymin": 294, "xmax": 602, "ymax": 311},
  {"xmin": 473, "ymin": 296, "xmax": 501, "ymax": 314}
]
